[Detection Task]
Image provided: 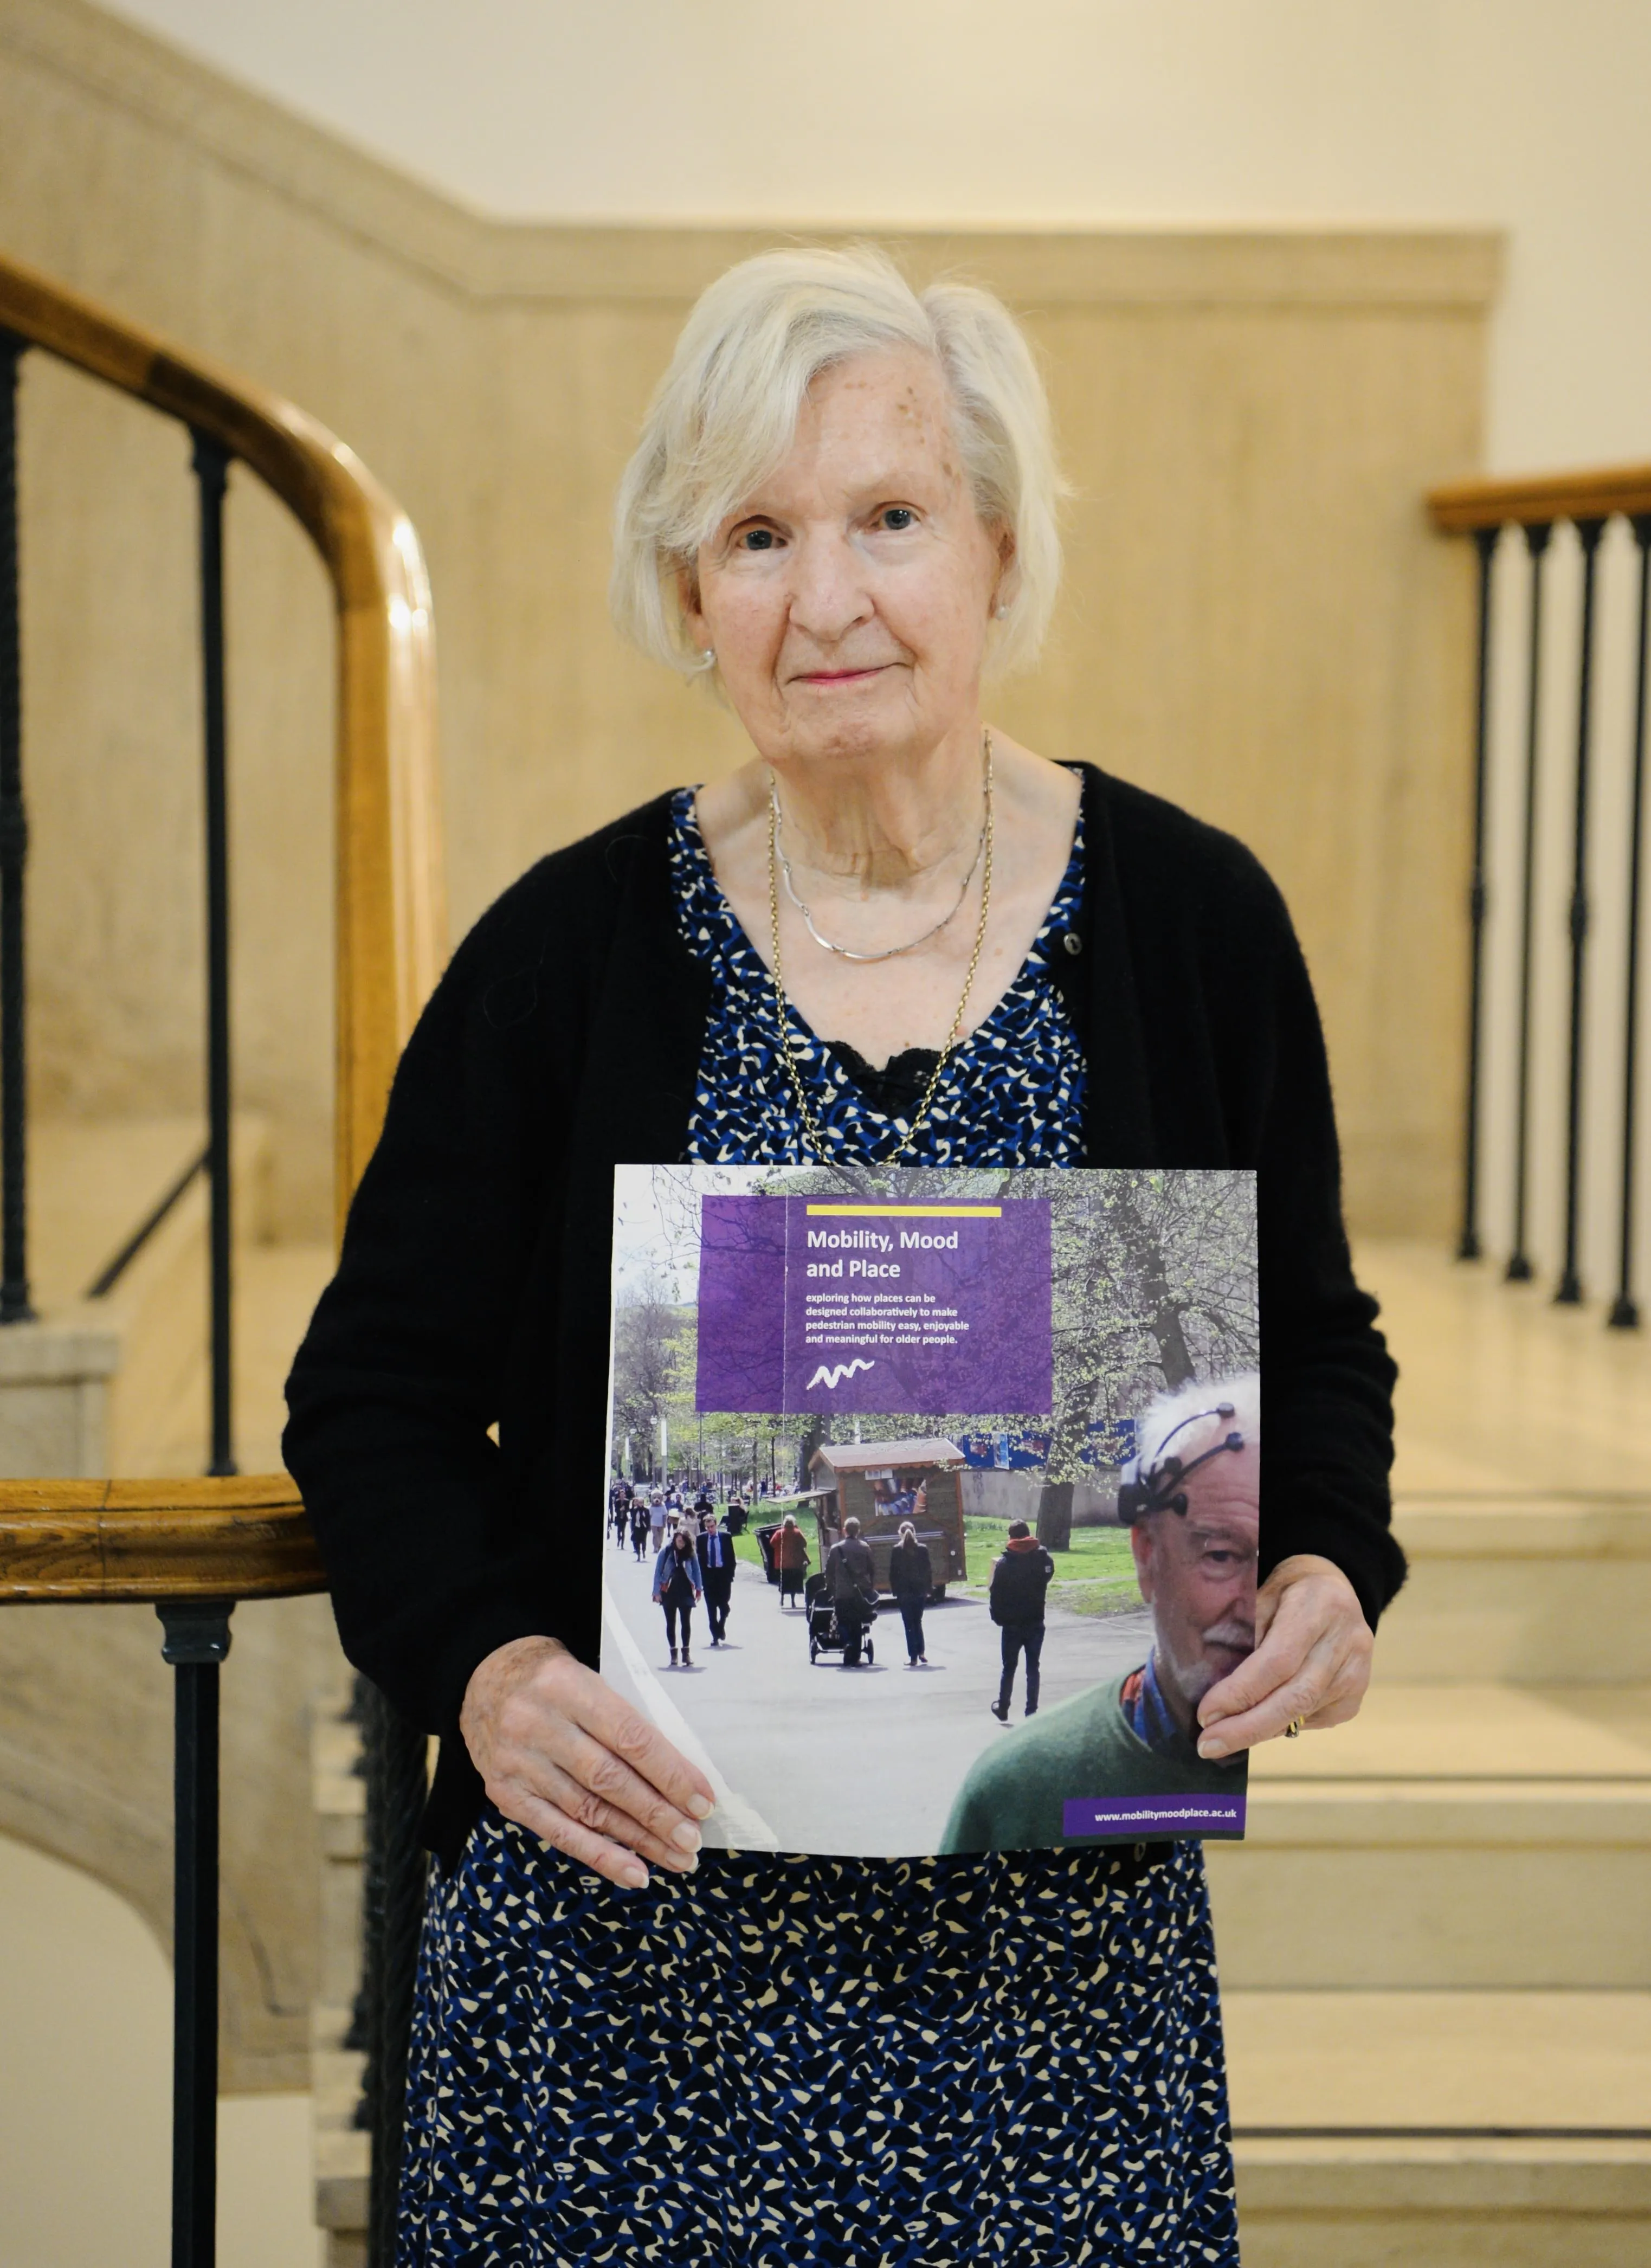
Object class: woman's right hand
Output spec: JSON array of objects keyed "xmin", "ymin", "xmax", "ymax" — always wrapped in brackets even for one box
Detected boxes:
[{"xmin": 460, "ymin": 1634, "xmax": 715, "ymax": 1891}]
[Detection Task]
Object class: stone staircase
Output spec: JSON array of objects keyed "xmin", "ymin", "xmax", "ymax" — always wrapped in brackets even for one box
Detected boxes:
[
  {"xmin": 1209, "ymin": 1241, "xmax": 1651, "ymax": 2265},
  {"xmin": 0, "ymin": 1116, "xmax": 338, "ymax": 2100}
]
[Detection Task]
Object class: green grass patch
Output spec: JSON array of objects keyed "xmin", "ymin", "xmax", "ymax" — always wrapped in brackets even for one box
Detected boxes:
[
  {"xmin": 708, "ymin": 1508, "xmax": 1143, "ymax": 1617},
  {"xmin": 958, "ymin": 1516, "xmax": 1143, "ymax": 1619}
]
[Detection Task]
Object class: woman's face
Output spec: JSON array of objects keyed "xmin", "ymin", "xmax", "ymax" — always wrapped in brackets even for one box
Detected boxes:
[{"xmin": 684, "ymin": 347, "xmax": 1009, "ymax": 772}]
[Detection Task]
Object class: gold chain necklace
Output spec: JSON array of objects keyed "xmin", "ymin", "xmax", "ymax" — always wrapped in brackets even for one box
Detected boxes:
[{"xmin": 766, "ymin": 731, "xmax": 995, "ymax": 1165}]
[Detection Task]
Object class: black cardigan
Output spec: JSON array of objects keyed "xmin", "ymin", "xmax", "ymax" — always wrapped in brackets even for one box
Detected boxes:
[{"xmin": 284, "ymin": 764, "xmax": 1404, "ymax": 1862}]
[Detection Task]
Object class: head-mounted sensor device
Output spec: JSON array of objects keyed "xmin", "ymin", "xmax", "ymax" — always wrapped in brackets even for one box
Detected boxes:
[{"xmin": 1117, "ymin": 1402, "xmax": 1246, "ymax": 1523}]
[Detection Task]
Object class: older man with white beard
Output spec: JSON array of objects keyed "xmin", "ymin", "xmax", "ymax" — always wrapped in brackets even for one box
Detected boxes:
[{"xmin": 941, "ymin": 1377, "xmax": 1259, "ymax": 1852}]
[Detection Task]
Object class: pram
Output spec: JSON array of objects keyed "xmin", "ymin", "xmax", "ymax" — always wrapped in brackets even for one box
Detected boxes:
[{"xmin": 804, "ymin": 1573, "xmax": 876, "ymax": 1665}]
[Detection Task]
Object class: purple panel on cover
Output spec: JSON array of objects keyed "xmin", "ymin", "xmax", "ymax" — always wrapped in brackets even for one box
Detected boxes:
[
  {"xmin": 1061, "ymin": 1794, "xmax": 1247, "ymax": 1840},
  {"xmin": 694, "ymin": 1196, "xmax": 788, "ymax": 1413},
  {"xmin": 695, "ymin": 1195, "xmax": 1053, "ymax": 1416},
  {"xmin": 783, "ymin": 1198, "xmax": 1052, "ymax": 1415}
]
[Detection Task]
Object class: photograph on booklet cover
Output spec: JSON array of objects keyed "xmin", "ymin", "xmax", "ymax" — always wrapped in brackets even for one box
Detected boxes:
[{"xmin": 604, "ymin": 1163, "xmax": 1259, "ymax": 1856}]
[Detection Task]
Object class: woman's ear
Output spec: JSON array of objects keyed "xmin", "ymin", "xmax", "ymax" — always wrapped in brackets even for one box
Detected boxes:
[
  {"xmin": 677, "ymin": 561, "xmax": 708, "ymax": 648},
  {"xmin": 989, "ymin": 524, "xmax": 1021, "ymax": 620}
]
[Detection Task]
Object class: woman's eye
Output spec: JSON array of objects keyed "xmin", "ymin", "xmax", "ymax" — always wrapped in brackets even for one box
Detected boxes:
[
  {"xmin": 879, "ymin": 507, "xmax": 916, "ymax": 531},
  {"xmin": 739, "ymin": 527, "xmax": 778, "ymax": 552}
]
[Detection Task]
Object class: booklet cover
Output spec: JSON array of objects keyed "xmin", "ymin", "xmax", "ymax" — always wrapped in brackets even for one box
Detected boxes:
[{"xmin": 604, "ymin": 1164, "xmax": 1259, "ymax": 1857}]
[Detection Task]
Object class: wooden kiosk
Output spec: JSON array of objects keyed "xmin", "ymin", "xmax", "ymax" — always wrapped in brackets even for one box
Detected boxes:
[{"xmin": 807, "ymin": 1437, "xmax": 970, "ymax": 1598}]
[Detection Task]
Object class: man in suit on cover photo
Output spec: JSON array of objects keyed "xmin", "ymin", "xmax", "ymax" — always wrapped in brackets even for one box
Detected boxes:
[
  {"xmin": 699, "ymin": 1510, "xmax": 737, "ymax": 1645},
  {"xmin": 941, "ymin": 1376, "xmax": 1259, "ymax": 1851}
]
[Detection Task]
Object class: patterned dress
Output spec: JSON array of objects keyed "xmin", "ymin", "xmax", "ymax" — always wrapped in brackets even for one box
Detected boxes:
[{"xmin": 397, "ymin": 784, "xmax": 1240, "ymax": 2266}]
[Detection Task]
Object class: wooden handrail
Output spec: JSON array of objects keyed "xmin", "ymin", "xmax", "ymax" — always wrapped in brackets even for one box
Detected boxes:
[
  {"xmin": 0, "ymin": 249, "xmax": 447, "ymax": 1603},
  {"xmin": 0, "ymin": 249, "xmax": 448, "ymax": 1235},
  {"xmin": 0, "ymin": 1477, "xmax": 324, "ymax": 1601},
  {"xmin": 1429, "ymin": 462, "xmax": 1651, "ymax": 533}
]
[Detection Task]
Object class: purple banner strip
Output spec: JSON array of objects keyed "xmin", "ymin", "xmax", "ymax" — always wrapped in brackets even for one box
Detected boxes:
[{"xmin": 1062, "ymin": 1794, "xmax": 1247, "ymax": 1840}]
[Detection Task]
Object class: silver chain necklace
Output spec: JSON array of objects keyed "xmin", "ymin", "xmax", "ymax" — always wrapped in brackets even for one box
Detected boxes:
[
  {"xmin": 767, "ymin": 746, "xmax": 990, "ymax": 963},
  {"xmin": 766, "ymin": 731, "xmax": 996, "ymax": 1165}
]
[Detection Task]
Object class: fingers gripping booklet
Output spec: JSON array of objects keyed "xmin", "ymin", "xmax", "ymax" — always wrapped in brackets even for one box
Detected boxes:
[{"xmin": 604, "ymin": 1164, "xmax": 1259, "ymax": 1858}]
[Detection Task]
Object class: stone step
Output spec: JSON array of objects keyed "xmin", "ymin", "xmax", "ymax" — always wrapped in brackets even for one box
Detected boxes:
[
  {"xmin": 1360, "ymin": 1241, "xmax": 1651, "ymax": 1506},
  {"xmin": 1358, "ymin": 1239, "xmax": 1651, "ymax": 1687},
  {"xmin": 1228, "ymin": 1989, "xmax": 1651, "ymax": 2265},
  {"xmin": 1207, "ymin": 1681, "xmax": 1651, "ymax": 1990},
  {"xmin": 1381, "ymin": 1496, "xmax": 1651, "ymax": 1685}
]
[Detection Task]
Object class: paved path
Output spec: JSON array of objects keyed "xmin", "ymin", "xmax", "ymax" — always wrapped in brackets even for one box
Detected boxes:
[{"xmin": 601, "ymin": 1536, "xmax": 1154, "ymax": 1856}]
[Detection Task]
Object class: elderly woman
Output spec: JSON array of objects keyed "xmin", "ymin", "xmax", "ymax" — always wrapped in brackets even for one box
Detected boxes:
[{"xmin": 285, "ymin": 246, "xmax": 1403, "ymax": 2264}]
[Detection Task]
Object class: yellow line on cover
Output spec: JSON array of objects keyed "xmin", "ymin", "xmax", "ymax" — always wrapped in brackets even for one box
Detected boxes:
[{"xmin": 804, "ymin": 1204, "xmax": 1002, "ymax": 1217}]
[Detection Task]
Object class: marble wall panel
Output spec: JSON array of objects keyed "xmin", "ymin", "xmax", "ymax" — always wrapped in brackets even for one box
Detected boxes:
[{"xmin": 0, "ymin": 3, "xmax": 1495, "ymax": 1243}]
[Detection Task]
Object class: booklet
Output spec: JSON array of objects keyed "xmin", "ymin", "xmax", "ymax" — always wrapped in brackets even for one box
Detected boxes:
[{"xmin": 604, "ymin": 1163, "xmax": 1258, "ymax": 1857}]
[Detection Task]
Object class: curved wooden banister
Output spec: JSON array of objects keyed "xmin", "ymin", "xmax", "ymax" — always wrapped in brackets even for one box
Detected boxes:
[
  {"xmin": 0, "ymin": 248, "xmax": 447, "ymax": 1237},
  {"xmin": 0, "ymin": 1477, "xmax": 324, "ymax": 1601},
  {"xmin": 0, "ymin": 248, "xmax": 447, "ymax": 1606},
  {"xmin": 1429, "ymin": 462, "xmax": 1651, "ymax": 532}
]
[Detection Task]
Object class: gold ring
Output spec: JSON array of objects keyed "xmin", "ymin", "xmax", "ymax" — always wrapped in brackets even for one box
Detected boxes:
[{"xmin": 1284, "ymin": 1717, "xmax": 1305, "ymax": 1739}]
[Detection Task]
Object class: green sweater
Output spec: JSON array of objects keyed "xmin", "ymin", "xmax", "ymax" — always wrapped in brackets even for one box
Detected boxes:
[{"xmin": 939, "ymin": 1670, "xmax": 1247, "ymax": 1852}]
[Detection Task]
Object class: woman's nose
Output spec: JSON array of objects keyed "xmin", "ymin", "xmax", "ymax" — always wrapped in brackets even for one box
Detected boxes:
[{"xmin": 786, "ymin": 530, "xmax": 873, "ymax": 643}]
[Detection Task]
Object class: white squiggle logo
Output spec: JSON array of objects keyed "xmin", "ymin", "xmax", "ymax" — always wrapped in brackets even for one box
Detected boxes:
[{"xmin": 805, "ymin": 1358, "xmax": 876, "ymax": 1391}]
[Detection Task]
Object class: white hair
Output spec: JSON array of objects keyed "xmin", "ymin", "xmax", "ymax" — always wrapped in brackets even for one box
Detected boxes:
[
  {"xmin": 1133, "ymin": 1373, "xmax": 1261, "ymax": 1481},
  {"xmin": 610, "ymin": 244, "xmax": 1065, "ymax": 681}
]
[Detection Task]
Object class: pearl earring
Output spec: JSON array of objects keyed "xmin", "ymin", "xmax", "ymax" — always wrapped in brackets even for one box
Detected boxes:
[
  {"xmin": 994, "ymin": 603, "xmax": 1009, "ymax": 620},
  {"xmin": 700, "ymin": 647, "xmax": 716, "ymax": 667}
]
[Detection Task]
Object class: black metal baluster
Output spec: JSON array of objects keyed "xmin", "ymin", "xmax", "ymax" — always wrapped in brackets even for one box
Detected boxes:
[
  {"xmin": 0, "ymin": 332, "xmax": 34, "ymax": 1324},
  {"xmin": 1555, "ymin": 517, "xmax": 1608, "ymax": 1304},
  {"xmin": 191, "ymin": 434, "xmax": 235, "ymax": 1472},
  {"xmin": 357, "ymin": 1680, "xmax": 429, "ymax": 2268},
  {"xmin": 158, "ymin": 1602, "xmax": 234, "ymax": 2268},
  {"xmin": 1609, "ymin": 513, "xmax": 1651, "ymax": 1329},
  {"xmin": 1507, "ymin": 522, "xmax": 1553, "ymax": 1281},
  {"xmin": 1458, "ymin": 523, "xmax": 1501, "ymax": 1261}
]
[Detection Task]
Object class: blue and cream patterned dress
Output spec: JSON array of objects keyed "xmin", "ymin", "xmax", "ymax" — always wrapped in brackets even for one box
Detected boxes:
[{"xmin": 397, "ymin": 783, "xmax": 1240, "ymax": 2266}]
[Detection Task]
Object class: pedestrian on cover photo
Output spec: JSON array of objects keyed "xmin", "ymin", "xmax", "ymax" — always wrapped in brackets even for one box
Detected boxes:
[
  {"xmin": 285, "ymin": 245, "xmax": 1401, "ymax": 2264},
  {"xmin": 652, "ymin": 1524, "xmax": 702, "ymax": 1667},
  {"xmin": 647, "ymin": 1490, "xmax": 667, "ymax": 1557},
  {"xmin": 629, "ymin": 1499, "xmax": 650, "ymax": 1563},
  {"xmin": 823, "ymin": 1514, "xmax": 879, "ymax": 1667},
  {"xmin": 772, "ymin": 1512, "xmax": 810, "ymax": 1608},
  {"xmin": 988, "ymin": 1518, "xmax": 1054, "ymax": 1721},
  {"xmin": 888, "ymin": 1519, "xmax": 933, "ymax": 1666},
  {"xmin": 698, "ymin": 1510, "xmax": 737, "ymax": 1645}
]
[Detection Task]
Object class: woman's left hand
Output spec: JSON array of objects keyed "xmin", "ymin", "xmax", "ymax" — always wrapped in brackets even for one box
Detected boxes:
[{"xmin": 1193, "ymin": 1553, "xmax": 1373, "ymax": 1759}]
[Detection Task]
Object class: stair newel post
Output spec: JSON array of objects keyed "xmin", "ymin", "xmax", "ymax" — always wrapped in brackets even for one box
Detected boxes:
[
  {"xmin": 158, "ymin": 1601, "xmax": 235, "ymax": 2268},
  {"xmin": 1458, "ymin": 521, "xmax": 1501, "ymax": 1262},
  {"xmin": 1555, "ymin": 517, "xmax": 1609, "ymax": 1305},
  {"xmin": 0, "ymin": 331, "xmax": 34, "ymax": 1324},
  {"xmin": 1609, "ymin": 514, "xmax": 1651, "ymax": 1330},
  {"xmin": 1507, "ymin": 521, "xmax": 1553, "ymax": 1281}
]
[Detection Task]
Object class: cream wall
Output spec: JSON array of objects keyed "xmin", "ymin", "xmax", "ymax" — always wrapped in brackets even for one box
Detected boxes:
[
  {"xmin": 98, "ymin": 0, "xmax": 1651, "ymax": 474},
  {"xmin": 1, "ymin": 0, "xmax": 1495, "ymax": 1245},
  {"xmin": 0, "ymin": 1832, "xmax": 324, "ymax": 2266}
]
